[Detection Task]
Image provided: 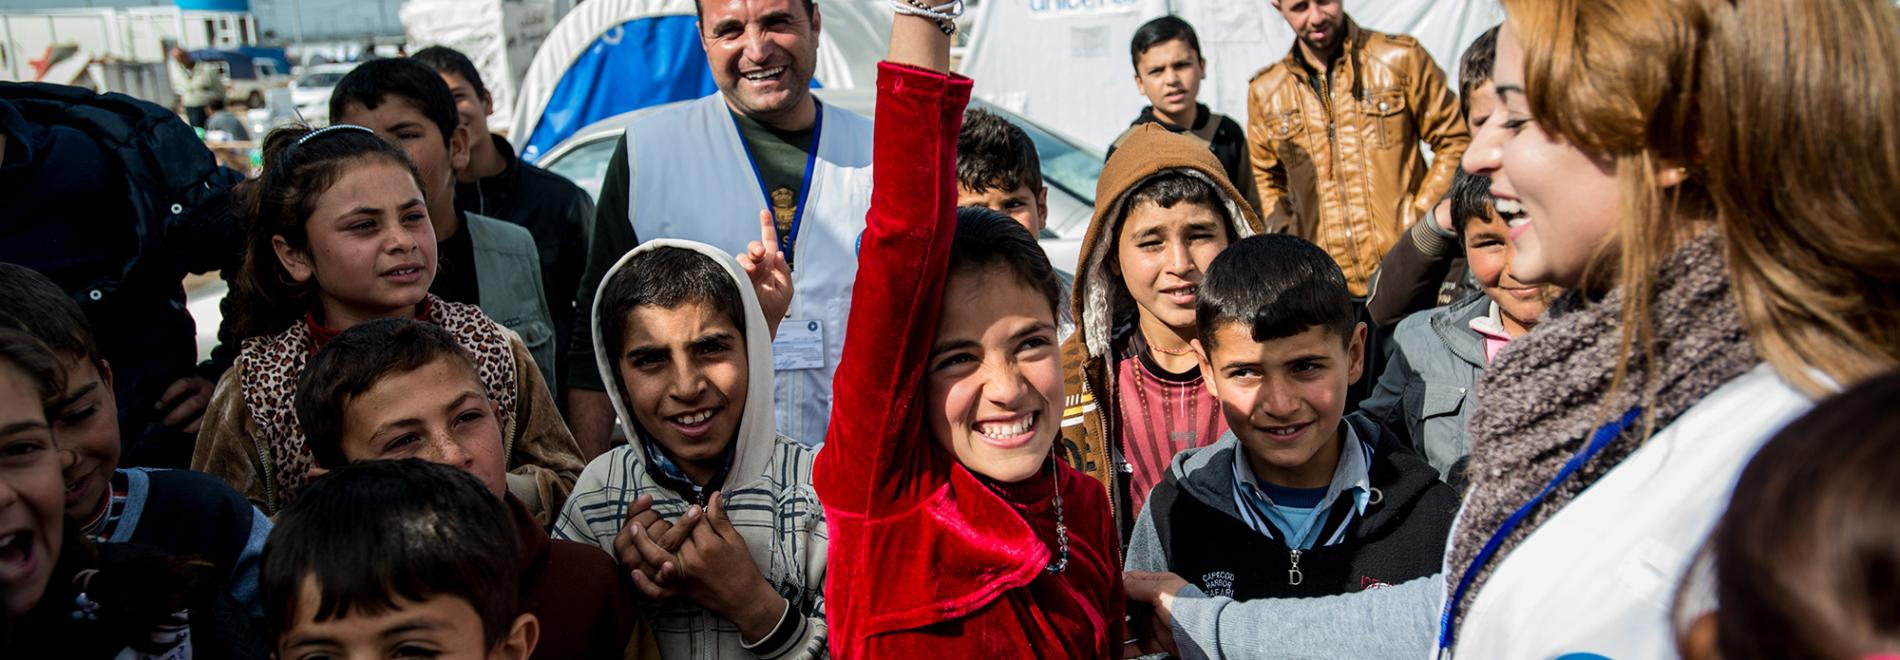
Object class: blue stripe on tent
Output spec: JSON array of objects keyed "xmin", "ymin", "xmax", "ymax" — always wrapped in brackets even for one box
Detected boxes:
[
  {"xmin": 176, "ymin": 0, "xmax": 251, "ymax": 11},
  {"xmin": 521, "ymin": 15, "xmax": 717, "ymax": 164}
]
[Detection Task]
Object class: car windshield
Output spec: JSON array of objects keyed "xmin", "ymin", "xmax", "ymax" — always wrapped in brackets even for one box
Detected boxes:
[
  {"xmin": 297, "ymin": 72, "xmax": 346, "ymax": 87},
  {"xmin": 541, "ymin": 98, "xmax": 1106, "ymax": 220},
  {"xmin": 969, "ymin": 101, "xmax": 1102, "ymax": 209},
  {"xmin": 543, "ymin": 137, "xmax": 620, "ymax": 202}
]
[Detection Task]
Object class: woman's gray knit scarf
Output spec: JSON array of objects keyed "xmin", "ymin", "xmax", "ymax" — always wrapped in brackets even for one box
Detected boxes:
[{"xmin": 1447, "ymin": 231, "xmax": 1758, "ymax": 631}]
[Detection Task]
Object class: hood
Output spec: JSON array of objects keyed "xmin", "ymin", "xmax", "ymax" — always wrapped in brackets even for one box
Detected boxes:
[
  {"xmin": 1072, "ymin": 124, "xmax": 1266, "ymax": 361},
  {"xmin": 0, "ymin": 98, "xmax": 49, "ymax": 175},
  {"xmin": 590, "ymin": 239, "xmax": 779, "ymax": 486}
]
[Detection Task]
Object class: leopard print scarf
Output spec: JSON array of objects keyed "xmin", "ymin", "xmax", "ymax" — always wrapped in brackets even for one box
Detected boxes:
[{"xmin": 237, "ymin": 295, "xmax": 518, "ymax": 508}]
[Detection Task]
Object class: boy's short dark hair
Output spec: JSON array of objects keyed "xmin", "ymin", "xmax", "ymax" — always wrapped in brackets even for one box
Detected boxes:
[
  {"xmin": 957, "ymin": 108, "xmax": 1043, "ymax": 196},
  {"xmin": 950, "ymin": 207, "xmax": 1061, "ymax": 316},
  {"xmin": 1130, "ymin": 16, "xmax": 1203, "ymax": 70},
  {"xmin": 261, "ymin": 459, "xmax": 519, "ymax": 648},
  {"xmin": 1459, "ymin": 26, "xmax": 1501, "ymax": 116},
  {"xmin": 0, "ymin": 263, "xmax": 102, "ymax": 368},
  {"xmin": 329, "ymin": 57, "xmax": 460, "ymax": 148},
  {"xmin": 1127, "ymin": 171, "xmax": 1222, "ymax": 215},
  {"xmin": 597, "ymin": 247, "xmax": 748, "ymax": 371},
  {"xmin": 295, "ymin": 318, "xmax": 481, "ymax": 469},
  {"xmin": 1196, "ymin": 234, "xmax": 1355, "ymax": 351},
  {"xmin": 1448, "ymin": 169, "xmax": 1495, "ymax": 239},
  {"xmin": 1118, "ymin": 171, "xmax": 1238, "ymax": 241},
  {"xmin": 207, "ymin": 97, "xmax": 227, "ymax": 112},
  {"xmin": 411, "ymin": 45, "xmax": 490, "ymax": 104}
]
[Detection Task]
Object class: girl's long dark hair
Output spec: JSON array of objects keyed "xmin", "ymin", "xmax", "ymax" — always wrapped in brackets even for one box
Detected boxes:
[{"xmin": 229, "ymin": 125, "xmax": 423, "ymax": 340}]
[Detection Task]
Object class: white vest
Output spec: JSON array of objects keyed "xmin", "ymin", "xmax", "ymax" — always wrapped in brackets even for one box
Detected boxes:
[
  {"xmin": 1454, "ymin": 364, "xmax": 1815, "ymax": 658},
  {"xmin": 628, "ymin": 93, "xmax": 874, "ymax": 445}
]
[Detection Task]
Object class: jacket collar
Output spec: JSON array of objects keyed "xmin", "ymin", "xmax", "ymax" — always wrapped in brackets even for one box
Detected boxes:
[
  {"xmin": 1230, "ymin": 421, "xmax": 1373, "ymax": 548},
  {"xmin": 1429, "ymin": 294, "xmax": 1494, "ymax": 369},
  {"xmin": 1133, "ymin": 103, "xmax": 1211, "ymax": 132},
  {"xmin": 467, "ymin": 134, "xmax": 522, "ymax": 211},
  {"xmin": 1166, "ymin": 413, "xmax": 1439, "ymax": 542}
]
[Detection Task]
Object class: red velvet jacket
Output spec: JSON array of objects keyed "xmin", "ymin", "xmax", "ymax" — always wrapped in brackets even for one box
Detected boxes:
[{"xmin": 815, "ymin": 62, "xmax": 1124, "ymax": 658}]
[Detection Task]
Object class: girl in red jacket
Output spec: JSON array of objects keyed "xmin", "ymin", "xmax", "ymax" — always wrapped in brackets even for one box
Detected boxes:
[{"xmin": 814, "ymin": 8, "xmax": 1124, "ymax": 658}]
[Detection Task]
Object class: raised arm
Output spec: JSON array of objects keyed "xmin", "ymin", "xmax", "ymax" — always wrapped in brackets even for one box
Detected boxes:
[{"xmin": 815, "ymin": 9, "xmax": 969, "ymax": 513}]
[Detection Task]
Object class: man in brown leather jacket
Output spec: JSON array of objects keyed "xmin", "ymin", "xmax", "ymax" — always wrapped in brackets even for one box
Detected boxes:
[{"xmin": 1248, "ymin": 0, "xmax": 1469, "ymax": 299}]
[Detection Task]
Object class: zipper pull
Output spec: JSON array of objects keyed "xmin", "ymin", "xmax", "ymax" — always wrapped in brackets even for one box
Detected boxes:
[{"xmin": 1288, "ymin": 549, "xmax": 1304, "ymax": 586}]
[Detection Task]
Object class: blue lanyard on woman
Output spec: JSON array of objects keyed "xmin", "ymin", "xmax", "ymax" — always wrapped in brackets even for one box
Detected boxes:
[{"xmin": 1436, "ymin": 405, "xmax": 1644, "ymax": 656}]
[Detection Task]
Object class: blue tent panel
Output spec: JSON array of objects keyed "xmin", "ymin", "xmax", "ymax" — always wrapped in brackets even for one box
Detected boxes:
[
  {"xmin": 521, "ymin": 15, "xmax": 716, "ymax": 164},
  {"xmin": 176, "ymin": 0, "xmax": 251, "ymax": 11}
]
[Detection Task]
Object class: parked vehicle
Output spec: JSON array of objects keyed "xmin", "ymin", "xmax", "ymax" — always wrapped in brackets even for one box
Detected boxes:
[
  {"xmin": 289, "ymin": 63, "xmax": 358, "ymax": 124},
  {"xmin": 535, "ymin": 88, "xmax": 1101, "ymax": 274},
  {"xmin": 190, "ymin": 48, "xmax": 291, "ymax": 109}
]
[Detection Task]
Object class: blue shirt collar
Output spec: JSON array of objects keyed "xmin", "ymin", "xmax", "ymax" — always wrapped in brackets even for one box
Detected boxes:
[{"xmin": 1231, "ymin": 421, "xmax": 1374, "ymax": 546}]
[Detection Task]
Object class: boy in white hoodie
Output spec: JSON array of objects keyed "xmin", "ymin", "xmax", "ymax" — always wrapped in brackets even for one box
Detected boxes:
[{"xmin": 555, "ymin": 233, "xmax": 826, "ymax": 659}]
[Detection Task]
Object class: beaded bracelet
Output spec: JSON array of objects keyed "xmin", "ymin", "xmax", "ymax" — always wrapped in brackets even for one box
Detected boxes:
[{"xmin": 893, "ymin": 0, "xmax": 960, "ymax": 35}]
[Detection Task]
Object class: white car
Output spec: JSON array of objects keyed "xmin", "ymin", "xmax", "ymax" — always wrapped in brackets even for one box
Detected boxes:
[
  {"xmin": 288, "ymin": 63, "xmax": 359, "ymax": 125},
  {"xmin": 533, "ymin": 88, "xmax": 1102, "ymax": 276}
]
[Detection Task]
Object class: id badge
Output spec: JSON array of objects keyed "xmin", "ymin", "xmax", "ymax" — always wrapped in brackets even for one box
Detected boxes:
[{"xmin": 773, "ymin": 319, "xmax": 825, "ymax": 371}]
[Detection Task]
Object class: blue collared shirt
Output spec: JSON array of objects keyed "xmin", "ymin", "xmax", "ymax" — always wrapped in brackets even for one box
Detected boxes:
[{"xmin": 1230, "ymin": 422, "xmax": 1374, "ymax": 550}]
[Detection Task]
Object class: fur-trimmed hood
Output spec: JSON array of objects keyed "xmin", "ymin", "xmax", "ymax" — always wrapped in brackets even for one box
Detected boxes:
[{"xmin": 1056, "ymin": 124, "xmax": 1267, "ymax": 544}]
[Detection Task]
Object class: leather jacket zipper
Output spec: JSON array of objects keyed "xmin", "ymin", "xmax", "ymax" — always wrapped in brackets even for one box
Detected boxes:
[{"xmin": 1288, "ymin": 548, "xmax": 1305, "ymax": 586}]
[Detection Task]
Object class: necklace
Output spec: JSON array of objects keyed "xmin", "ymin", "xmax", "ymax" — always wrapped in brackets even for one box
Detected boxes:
[
  {"xmin": 1148, "ymin": 341, "xmax": 1196, "ymax": 356},
  {"xmin": 1045, "ymin": 459, "xmax": 1070, "ymax": 574}
]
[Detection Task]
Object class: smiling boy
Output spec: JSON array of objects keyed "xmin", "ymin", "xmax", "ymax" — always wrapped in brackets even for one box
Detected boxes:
[
  {"xmin": 0, "ymin": 263, "xmax": 269, "ymax": 619},
  {"xmin": 294, "ymin": 318, "xmax": 638, "ymax": 659},
  {"xmin": 1121, "ymin": 234, "xmax": 1457, "ymax": 653},
  {"xmin": 554, "ymin": 240, "xmax": 827, "ymax": 659}
]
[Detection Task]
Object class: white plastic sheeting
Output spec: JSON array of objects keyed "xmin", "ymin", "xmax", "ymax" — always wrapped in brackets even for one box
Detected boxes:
[
  {"xmin": 399, "ymin": 0, "xmax": 558, "ymax": 133},
  {"xmin": 960, "ymin": 0, "xmax": 1502, "ymax": 151},
  {"xmin": 506, "ymin": 0, "xmax": 892, "ymax": 154}
]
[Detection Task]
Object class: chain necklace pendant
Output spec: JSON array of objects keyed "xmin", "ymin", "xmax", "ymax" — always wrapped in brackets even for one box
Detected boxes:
[{"xmin": 1045, "ymin": 459, "xmax": 1071, "ymax": 575}]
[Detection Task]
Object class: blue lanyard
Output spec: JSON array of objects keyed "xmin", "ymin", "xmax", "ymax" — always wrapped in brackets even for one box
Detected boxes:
[
  {"xmin": 735, "ymin": 101, "xmax": 823, "ymax": 270},
  {"xmin": 1436, "ymin": 405, "xmax": 1644, "ymax": 656}
]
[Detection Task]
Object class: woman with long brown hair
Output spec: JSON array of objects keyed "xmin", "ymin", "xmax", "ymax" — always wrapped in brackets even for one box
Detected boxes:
[
  {"xmin": 1116, "ymin": 0, "xmax": 1900, "ymax": 657},
  {"xmin": 1445, "ymin": 0, "xmax": 1900, "ymax": 655}
]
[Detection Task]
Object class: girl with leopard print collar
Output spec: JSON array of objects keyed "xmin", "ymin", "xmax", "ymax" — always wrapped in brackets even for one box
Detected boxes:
[{"xmin": 188, "ymin": 124, "xmax": 583, "ymax": 524}]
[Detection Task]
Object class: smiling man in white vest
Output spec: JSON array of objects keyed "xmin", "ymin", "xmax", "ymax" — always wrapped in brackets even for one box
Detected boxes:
[{"xmin": 565, "ymin": 0, "xmax": 872, "ymax": 457}]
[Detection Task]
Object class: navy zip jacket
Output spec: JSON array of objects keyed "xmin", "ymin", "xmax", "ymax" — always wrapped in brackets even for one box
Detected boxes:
[
  {"xmin": 0, "ymin": 84, "xmax": 244, "ymax": 467},
  {"xmin": 1125, "ymin": 413, "xmax": 1458, "ymax": 600}
]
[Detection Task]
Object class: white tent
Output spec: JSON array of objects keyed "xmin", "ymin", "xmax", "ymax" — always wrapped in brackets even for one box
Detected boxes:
[
  {"xmin": 960, "ymin": 0, "xmax": 1503, "ymax": 152},
  {"xmin": 400, "ymin": 0, "xmax": 559, "ymax": 133},
  {"xmin": 506, "ymin": 0, "xmax": 891, "ymax": 162}
]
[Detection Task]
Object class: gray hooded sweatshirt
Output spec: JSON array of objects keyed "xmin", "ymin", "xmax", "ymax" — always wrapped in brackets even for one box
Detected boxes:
[{"xmin": 554, "ymin": 239, "xmax": 827, "ymax": 659}]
